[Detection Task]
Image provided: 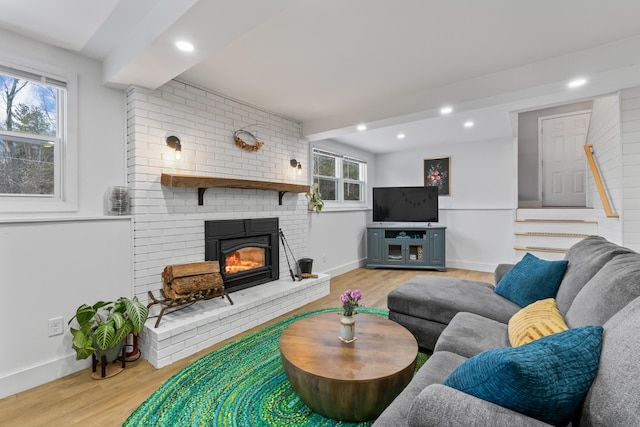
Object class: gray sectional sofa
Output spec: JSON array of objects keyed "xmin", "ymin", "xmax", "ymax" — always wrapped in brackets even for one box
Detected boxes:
[{"xmin": 375, "ymin": 236, "xmax": 640, "ymax": 426}]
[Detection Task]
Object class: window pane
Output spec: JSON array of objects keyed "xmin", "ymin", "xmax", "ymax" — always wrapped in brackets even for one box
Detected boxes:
[
  {"xmin": 0, "ymin": 72, "xmax": 60, "ymax": 197},
  {"xmin": 0, "ymin": 75, "xmax": 57, "ymax": 136},
  {"xmin": 314, "ymin": 154, "xmax": 336, "ymax": 177},
  {"xmin": 344, "ymin": 182, "xmax": 362, "ymax": 201},
  {"xmin": 343, "ymin": 160, "xmax": 360, "ymax": 180},
  {"xmin": 316, "ymin": 177, "xmax": 337, "ymax": 201},
  {"xmin": 312, "ymin": 149, "xmax": 367, "ymax": 206},
  {"xmin": 0, "ymin": 136, "xmax": 55, "ymax": 195}
]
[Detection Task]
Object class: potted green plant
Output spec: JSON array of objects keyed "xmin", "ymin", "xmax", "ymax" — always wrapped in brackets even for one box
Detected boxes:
[
  {"xmin": 68, "ymin": 296, "xmax": 149, "ymax": 361},
  {"xmin": 306, "ymin": 183, "xmax": 324, "ymax": 212}
]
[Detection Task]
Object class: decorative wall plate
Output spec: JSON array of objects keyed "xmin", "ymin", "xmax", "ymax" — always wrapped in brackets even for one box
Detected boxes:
[{"xmin": 233, "ymin": 129, "xmax": 264, "ymax": 152}]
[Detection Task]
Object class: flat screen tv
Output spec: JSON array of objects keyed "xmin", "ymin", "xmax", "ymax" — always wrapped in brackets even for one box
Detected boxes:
[{"xmin": 373, "ymin": 186, "xmax": 438, "ymax": 223}]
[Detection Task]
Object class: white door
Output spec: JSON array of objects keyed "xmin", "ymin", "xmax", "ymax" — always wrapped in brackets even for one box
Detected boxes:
[{"xmin": 541, "ymin": 113, "xmax": 590, "ymax": 207}]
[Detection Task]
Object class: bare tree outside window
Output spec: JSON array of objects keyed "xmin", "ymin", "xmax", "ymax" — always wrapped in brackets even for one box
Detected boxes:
[{"xmin": 0, "ymin": 73, "xmax": 58, "ymax": 195}]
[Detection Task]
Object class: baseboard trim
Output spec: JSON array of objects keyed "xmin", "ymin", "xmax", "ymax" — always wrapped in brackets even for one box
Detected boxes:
[
  {"xmin": 0, "ymin": 353, "xmax": 88, "ymax": 399},
  {"xmin": 320, "ymin": 258, "xmax": 366, "ymax": 277}
]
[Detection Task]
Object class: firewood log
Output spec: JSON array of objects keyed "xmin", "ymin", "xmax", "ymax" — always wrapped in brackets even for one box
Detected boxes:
[
  {"xmin": 162, "ymin": 261, "xmax": 220, "ymax": 282},
  {"xmin": 167, "ymin": 273, "xmax": 222, "ymax": 295}
]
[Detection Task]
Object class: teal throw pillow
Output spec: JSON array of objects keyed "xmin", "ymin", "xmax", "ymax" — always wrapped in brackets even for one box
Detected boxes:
[
  {"xmin": 443, "ymin": 326, "xmax": 603, "ymax": 427},
  {"xmin": 494, "ymin": 253, "xmax": 568, "ymax": 307}
]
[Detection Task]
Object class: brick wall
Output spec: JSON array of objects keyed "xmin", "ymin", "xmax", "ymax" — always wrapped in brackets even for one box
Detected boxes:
[{"xmin": 126, "ymin": 80, "xmax": 310, "ymax": 302}]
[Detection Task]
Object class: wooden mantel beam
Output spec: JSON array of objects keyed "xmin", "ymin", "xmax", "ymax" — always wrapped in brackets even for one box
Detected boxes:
[{"xmin": 160, "ymin": 173, "xmax": 309, "ymax": 206}]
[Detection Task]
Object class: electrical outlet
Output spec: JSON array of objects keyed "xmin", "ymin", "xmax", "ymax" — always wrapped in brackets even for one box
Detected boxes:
[
  {"xmin": 48, "ymin": 317, "xmax": 64, "ymax": 337},
  {"xmin": 322, "ymin": 254, "xmax": 327, "ymax": 263}
]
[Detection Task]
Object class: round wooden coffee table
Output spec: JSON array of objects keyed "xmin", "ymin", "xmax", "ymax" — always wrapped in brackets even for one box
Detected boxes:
[{"xmin": 280, "ymin": 312, "xmax": 418, "ymax": 422}]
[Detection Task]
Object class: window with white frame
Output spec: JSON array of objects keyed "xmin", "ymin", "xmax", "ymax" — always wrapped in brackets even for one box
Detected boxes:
[
  {"xmin": 0, "ymin": 64, "xmax": 72, "ymax": 213},
  {"xmin": 312, "ymin": 148, "xmax": 366, "ymax": 206}
]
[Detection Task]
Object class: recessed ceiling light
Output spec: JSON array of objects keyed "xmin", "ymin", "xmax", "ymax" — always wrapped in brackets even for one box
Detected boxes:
[
  {"xmin": 440, "ymin": 106, "xmax": 453, "ymax": 115},
  {"xmin": 175, "ymin": 41, "xmax": 194, "ymax": 52},
  {"xmin": 397, "ymin": 133, "xmax": 405, "ymax": 139},
  {"xmin": 357, "ymin": 124, "xmax": 367, "ymax": 131},
  {"xmin": 568, "ymin": 78, "xmax": 587, "ymax": 88},
  {"xmin": 464, "ymin": 121, "xmax": 474, "ymax": 128}
]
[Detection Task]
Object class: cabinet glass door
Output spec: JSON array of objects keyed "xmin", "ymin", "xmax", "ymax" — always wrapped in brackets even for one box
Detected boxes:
[
  {"xmin": 406, "ymin": 244, "xmax": 425, "ymax": 264},
  {"xmin": 385, "ymin": 242, "xmax": 404, "ymax": 263}
]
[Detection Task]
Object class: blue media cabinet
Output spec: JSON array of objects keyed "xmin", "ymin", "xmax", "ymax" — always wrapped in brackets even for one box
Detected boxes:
[{"xmin": 366, "ymin": 226, "xmax": 446, "ymax": 271}]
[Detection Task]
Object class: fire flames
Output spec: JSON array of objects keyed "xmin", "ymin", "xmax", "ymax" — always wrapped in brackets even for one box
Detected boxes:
[{"xmin": 225, "ymin": 248, "xmax": 265, "ymax": 274}]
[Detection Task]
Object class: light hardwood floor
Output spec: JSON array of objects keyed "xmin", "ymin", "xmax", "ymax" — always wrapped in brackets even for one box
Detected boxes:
[{"xmin": 0, "ymin": 267, "xmax": 492, "ymax": 427}]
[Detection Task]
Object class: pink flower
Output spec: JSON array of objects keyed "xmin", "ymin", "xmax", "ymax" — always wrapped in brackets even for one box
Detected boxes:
[{"xmin": 340, "ymin": 288, "xmax": 363, "ymax": 316}]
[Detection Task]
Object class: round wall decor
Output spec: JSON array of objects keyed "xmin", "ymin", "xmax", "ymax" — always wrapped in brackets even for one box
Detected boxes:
[{"xmin": 233, "ymin": 129, "xmax": 264, "ymax": 152}]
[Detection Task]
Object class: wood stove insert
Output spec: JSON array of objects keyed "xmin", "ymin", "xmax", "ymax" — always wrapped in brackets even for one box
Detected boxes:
[{"xmin": 205, "ymin": 218, "xmax": 279, "ymax": 292}]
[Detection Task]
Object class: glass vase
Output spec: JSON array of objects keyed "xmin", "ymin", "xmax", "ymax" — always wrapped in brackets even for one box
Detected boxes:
[
  {"xmin": 106, "ymin": 186, "xmax": 130, "ymax": 215},
  {"xmin": 340, "ymin": 315, "xmax": 355, "ymax": 342}
]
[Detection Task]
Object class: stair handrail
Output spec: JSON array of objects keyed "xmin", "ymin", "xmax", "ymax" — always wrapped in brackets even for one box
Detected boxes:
[{"xmin": 583, "ymin": 144, "xmax": 619, "ymax": 218}]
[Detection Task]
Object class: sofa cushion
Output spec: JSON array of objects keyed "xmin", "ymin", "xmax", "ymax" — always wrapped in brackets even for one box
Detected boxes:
[
  {"xmin": 387, "ymin": 276, "xmax": 521, "ymax": 326},
  {"xmin": 555, "ymin": 235, "xmax": 634, "ymax": 315},
  {"xmin": 433, "ymin": 312, "xmax": 510, "ymax": 358},
  {"xmin": 494, "ymin": 253, "xmax": 568, "ymax": 307},
  {"xmin": 373, "ymin": 351, "xmax": 467, "ymax": 427},
  {"xmin": 508, "ymin": 298, "xmax": 568, "ymax": 347},
  {"xmin": 566, "ymin": 253, "xmax": 640, "ymax": 327},
  {"xmin": 494, "ymin": 263, "xmax": 515, "ymax": 284},
  {"xmin": 408, "ymin": 384, "xmax": 552, "ymax": 427},
  {"xmin": 388, "ymin": 311, "xmax": 448, "ymax": 351},
  {"xmin": 443, "ymin": 326, "xmax": 603, "ymax": 427},
  {"xmin": 579, "ymin": 296, "xmax": 640, "ymax": 426}
]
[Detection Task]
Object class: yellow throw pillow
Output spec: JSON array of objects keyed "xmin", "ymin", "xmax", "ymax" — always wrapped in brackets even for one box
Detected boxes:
[{"xmin": 508, "ymin": 298, "xmax": 568, "ymax": 347}]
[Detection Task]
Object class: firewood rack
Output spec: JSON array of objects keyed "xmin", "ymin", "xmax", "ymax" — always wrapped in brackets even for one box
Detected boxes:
[
  {"xmin": 147, "ymin": 261, "xmax": 234, "ymax": 328},
  {"xmin": 147, "ymin": 288, "xmax": 233, "ymax": 328}
]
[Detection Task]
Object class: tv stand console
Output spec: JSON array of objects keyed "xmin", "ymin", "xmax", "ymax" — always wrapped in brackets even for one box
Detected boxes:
[{"xmin": 366, "ymin": 225, "xmax": 446, "ymax": 271}]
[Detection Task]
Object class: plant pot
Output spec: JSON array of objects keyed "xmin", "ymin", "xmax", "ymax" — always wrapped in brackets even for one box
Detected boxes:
[{"xmin": 95, "ymin": 340, "xmax": 124, "ymax": 364}]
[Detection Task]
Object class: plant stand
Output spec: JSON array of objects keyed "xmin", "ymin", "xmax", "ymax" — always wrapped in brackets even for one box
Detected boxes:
[{"xmin": 91, "ymin": 347, "xmax": 125, "ymax": 379}]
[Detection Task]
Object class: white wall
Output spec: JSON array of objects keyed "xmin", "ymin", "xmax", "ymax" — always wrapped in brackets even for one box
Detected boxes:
[
  {"xmin": 306, "ymin": 140, "xmax": 377, "ymax": 276},
  {"xmin": 307, "ymin": 210, "xmax": 369, "ymax": 275},
  {"xmin": 375, "ymin": 137, "xmax": 517, "ymax": 270},
  {"xmin": 0, "ymin": 219, "xmax": 131, "ymax": 397},
  {"xmin": 585, "ymin": 94, "xmax": 623, "ymax": 243},
  {"xmin": 621, "ymin": 87, "xmax": 640, "ymax": 251},
  {"xmin": 0, "ymin": 30, "xmax": 128, "ymax": 398}
]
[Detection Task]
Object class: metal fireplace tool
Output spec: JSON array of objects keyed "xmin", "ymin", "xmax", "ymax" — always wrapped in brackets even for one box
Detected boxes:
[{"xmin": 279, "ymin": 228, "xmax": 301, "ymax": 281}]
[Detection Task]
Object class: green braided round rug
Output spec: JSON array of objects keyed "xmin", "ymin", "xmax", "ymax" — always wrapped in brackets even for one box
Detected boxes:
[{"xmin": 124, "ymin": 307, "xmax": 427, "ymax": 427}]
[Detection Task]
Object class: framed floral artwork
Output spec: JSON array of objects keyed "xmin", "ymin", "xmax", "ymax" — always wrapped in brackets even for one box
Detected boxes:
[{"xmin": 424, "ymin": 157, "xmax": 450, "ymax": 196}]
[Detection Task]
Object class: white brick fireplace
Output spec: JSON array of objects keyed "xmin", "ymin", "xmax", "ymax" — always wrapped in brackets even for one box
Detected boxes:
[{"xmin": 126, "ymin": 80, "xmax": 328, "ymax": 367}]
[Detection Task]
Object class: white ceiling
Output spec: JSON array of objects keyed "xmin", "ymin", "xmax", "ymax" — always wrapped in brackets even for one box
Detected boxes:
[{"xmin": 2, "ymin": 0, "xmax": 640, "ymax": 153}]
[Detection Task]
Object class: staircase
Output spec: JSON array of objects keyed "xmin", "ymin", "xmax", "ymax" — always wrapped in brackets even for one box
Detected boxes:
[{"xmin": 514, "ymin": 208, "xmax": 597, "ymax": 261}]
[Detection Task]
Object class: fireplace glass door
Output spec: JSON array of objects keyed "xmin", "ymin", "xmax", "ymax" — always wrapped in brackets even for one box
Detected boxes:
[{"xmin": 224, "ymin": 247, "xmax": 266, "ymax": 274}]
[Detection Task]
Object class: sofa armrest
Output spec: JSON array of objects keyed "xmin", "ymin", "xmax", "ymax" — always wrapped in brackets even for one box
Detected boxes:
[
  {"xmin": 407, "ymin": 384, "xmax": 552, "ymax": 427},
  {"xmin": 494, "ymin": 263, "xmax": 515, "ymax": 285}
]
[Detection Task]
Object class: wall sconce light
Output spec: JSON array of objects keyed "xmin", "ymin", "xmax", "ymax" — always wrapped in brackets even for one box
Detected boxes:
[
  {"xmin": 290, "ymin": 159, "xmax": 302, "ymax": 175},
  {"xmin": 166, "ymin": 135, "xmax": 182, "ymax": 160}
]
